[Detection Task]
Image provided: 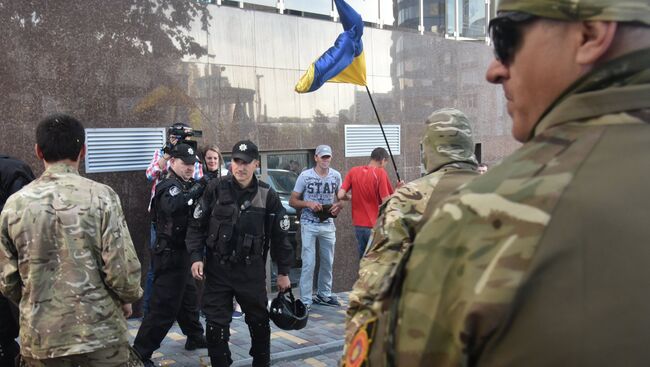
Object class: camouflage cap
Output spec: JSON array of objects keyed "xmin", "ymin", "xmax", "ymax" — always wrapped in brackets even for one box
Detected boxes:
[
  {"xmin": 421, "ymin": 108, "xmax": 478, "ymax": 174},
  {"xmin": 497, "ymin": 0, "xmax": 650, "ymax": 25}
]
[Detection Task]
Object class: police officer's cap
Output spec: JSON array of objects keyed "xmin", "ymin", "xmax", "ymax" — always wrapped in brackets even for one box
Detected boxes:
[
  {"xmin": 170, "ymin": 143, "xmax": 200, "ymax": 164},
  {"xmin": 231, "ymin": 140, "xmax": 259, "ymax": 163}
]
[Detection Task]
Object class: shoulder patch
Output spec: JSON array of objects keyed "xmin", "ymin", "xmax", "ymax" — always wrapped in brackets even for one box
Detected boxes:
[
  {"xmin": 280, "ymin": 214, "xmax": 290, "ymax": 231},
  {"xmin": 169, "ymin": 186, "xmax": 181, "ymax": 197}
]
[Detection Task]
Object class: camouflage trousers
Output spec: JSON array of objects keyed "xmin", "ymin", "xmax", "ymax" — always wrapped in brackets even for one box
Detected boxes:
[{"xmin": 20, "ymin": 344, "xmax": 143, "ymax": 367}]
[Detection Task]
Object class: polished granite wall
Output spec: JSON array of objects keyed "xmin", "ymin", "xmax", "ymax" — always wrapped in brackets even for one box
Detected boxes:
[{"xmin": 0, "ymin": 2, "xmax": 519, "ymax": 304}]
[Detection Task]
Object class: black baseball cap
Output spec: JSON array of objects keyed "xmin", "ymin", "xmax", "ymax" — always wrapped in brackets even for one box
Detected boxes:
[
  {"xmin": 231, "ymin": 140, "xmax": 259, "ymax": 163},
  {"xmin": 171, "ymin": 143, "xmax": 200, "ymax": 164}
]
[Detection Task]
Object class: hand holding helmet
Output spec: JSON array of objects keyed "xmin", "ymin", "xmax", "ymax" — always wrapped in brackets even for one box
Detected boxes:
[{"xmin": 269, "ymin": 289, "xmax": 309, "ymax": 331}]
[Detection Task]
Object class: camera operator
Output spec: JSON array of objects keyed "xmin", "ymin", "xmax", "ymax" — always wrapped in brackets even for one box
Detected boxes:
[{"xmin": 143, "ymin": 122, "xmax": 203, "ymax": 316}]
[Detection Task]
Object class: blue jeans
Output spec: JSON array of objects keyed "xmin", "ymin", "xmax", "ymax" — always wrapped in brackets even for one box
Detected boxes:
[
  {"xmin": 299, "ymin": 221, "xmax": 336, "ymax": 306},
  {"xmin": 143, "ymin": 223, "xmax": 156, "ymax": 316},
  {"xmin": 355, "ymin": 226, "xmax": 372, "ymax": 259}
]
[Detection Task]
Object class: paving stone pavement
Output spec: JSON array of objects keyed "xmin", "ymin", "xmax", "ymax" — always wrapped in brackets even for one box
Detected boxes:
[{"xmin": 128, "ymin": 292, "xmax": 348, "ymax": 366}]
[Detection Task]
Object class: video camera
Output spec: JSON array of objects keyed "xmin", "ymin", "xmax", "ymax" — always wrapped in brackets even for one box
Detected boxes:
[
  {"xmin": 168, "ymin": 124, "xmax": 203, "ymax": 140},
  {"xmin": 165, "ymin": 123, "xmax": 202, "ymax": 153}
]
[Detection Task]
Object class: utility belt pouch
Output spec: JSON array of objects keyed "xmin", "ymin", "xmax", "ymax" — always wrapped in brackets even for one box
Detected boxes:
[
  {"xmin": 209, "ymin": 204, "xmax": 236, "ymax": 259},
  {"xmin": 154, "ymin": 237, "xmax": 169, "ymax": 254},
  {"xmin": 238, "ymin": 234, "xmax": 265, "ymax": 265}
]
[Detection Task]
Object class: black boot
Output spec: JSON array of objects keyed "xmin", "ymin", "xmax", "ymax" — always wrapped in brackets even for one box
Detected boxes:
[
  {"xmin": 185, "ymin": 334, "xmax": 208, "ymax": 350},
  {"xmin": 248, "ymin": 322, "xmax": 270, "ymax": 367},
  {"xmin": 131, "ymin": 345, "xmax": 155, "ymax": 367},
  {"xmin": 207, "ymin": 322, "xmax": 232, "ymax": 367}
]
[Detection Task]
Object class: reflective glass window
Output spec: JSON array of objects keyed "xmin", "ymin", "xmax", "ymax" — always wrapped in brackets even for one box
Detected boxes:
[
  {"xmin": 394, "ymin": 0, "xmax": 421, "ymax": 31},
  {"xmin": 459, "ymin": 0, "xmax": 486, "ymax": 38},
  {"xmin": 423, "ymin": 0, "xmax": 446, "ymax": 34},
  {"xmin": 379, "ymin": 0, "xmax": 395, "ymax": 26},
  {"xmin": 243, "ymin": 0, "xmax": 277, "ymax": 7},
  {"xmin": 284, "ymin": 0, "xmax": 332, "ymax": 16}
]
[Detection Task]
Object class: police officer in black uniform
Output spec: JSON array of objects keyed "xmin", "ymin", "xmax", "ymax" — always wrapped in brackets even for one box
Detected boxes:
[
  {"xmin": 187, "ymin": 140, "xmax": 293, "ymax": 367},
  {"xmin": 134, "ymin": 144, "xmax": 207, "ymax": 366},
  {"xmin": 0, "ymin": 154, "xmax": 35, "ymax": 366}
]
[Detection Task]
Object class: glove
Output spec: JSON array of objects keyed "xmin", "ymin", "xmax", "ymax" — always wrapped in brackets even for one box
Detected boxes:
[{"xmin": 184, "ymin": 181, "xmax": 206, "ymax": 205}]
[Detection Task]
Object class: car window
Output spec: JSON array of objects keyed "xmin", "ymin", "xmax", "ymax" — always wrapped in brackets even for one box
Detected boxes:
[{"xmin": 268, "ymin": 170, "xmax": 298, "ymax": 194}]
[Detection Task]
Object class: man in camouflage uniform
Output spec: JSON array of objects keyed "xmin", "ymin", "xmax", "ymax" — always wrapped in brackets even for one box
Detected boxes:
[
  {"xmin": 385, "ymin": 1, "xmax": 650, "ymax": 366},
  {"xmin": 342, "ymin": 108, "xmax": 479, "ymax": 366},
  {"xmin": 0, "ymin": 114, "xmax": 143, "ymax": 366}
]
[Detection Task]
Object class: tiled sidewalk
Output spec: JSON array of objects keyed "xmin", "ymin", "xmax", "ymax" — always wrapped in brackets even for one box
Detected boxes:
[{"xmin": 127, "ymin": 292, "xmax": 348, "ymax": 366}]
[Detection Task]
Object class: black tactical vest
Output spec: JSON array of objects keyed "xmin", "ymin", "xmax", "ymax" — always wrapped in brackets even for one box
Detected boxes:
[
  {"xmin": 207, "ymin": 179, "xmax": 269, "ymax": 265},
  {"xmin": 152, "ymin": 175, "xmax": 192, "ymax": 252}
]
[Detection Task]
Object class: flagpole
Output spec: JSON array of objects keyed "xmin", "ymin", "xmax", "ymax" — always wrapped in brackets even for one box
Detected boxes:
[{"xmin": 365, "ymin": 85, "xmax": 401, "ymax": 182}]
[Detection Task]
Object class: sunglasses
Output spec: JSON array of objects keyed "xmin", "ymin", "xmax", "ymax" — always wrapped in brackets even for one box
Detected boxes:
[{"xmin": 489, "ymin": 14, "xmax": 538, "ymax": 66}]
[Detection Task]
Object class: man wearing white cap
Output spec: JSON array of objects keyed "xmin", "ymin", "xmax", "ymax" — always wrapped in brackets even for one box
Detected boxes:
[{"xmin": 290, "ymin": 145, "xmax": 344, "ymax": 308}]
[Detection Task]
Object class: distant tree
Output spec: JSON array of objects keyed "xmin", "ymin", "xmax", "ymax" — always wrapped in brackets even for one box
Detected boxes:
[{"xmin": 314, "ymin": 109, "xmax": 330, "ymax": 123}]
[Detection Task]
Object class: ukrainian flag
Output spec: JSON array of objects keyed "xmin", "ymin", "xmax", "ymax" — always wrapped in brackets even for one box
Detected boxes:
[{"xmin": 295, "ymin": 0, "xmax": 366, "ymax": 93}]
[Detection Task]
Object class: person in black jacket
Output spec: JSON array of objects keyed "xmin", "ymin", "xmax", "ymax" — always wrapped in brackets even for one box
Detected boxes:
[
  {"xmin": 133, "ymin": 144, "xmax": 207, "ymax": 367},
  {"xmin": 187, "ymin": 140, "xmax": 293, "ymax": 367},
  {"xmin": 0, "ymin": 154, "xmax": 34, "ymax": 366}
]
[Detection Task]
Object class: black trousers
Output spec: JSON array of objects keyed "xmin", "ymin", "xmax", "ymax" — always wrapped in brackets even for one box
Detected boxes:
[
  {"xmin": 203, "ymin": 252, "xmax": 270, "ymax": 367},
  {"xmin": 0, "ymin": 294, "xmax": 19, "ymax": 366},
  {"xmin": 134, "ymin": 248, "xmax": 204, "ymax": 359}
]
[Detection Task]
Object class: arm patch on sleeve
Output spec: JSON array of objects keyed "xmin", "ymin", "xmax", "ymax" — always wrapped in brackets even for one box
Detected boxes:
[
  {"xmin": 279, "ymin": 215, "xmax": 290, "ymax": 231},
  {"xmin": 169, "ymin": 186, "xmax": 181, "ymax": 197}
]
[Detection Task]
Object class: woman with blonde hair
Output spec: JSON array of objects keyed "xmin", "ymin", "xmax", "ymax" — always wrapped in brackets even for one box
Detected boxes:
[{"xmin": 202, "ymin": 144, "xmax": 224, "ymax": 181}]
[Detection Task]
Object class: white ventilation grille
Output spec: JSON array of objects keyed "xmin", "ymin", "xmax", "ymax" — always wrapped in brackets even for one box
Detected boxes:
[
  {"xmin": 85, "ymin": 128, "xmax": 166, "ymax": 173},
  {"xmin": 344, "ymin": 124, "xmax": 401, "ymax": 158}
]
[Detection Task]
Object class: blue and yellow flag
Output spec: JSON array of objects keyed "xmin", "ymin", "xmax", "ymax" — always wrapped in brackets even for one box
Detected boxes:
[{"xmin": 295, "ymin": 0, "xmax": 366, "ymax": 93}]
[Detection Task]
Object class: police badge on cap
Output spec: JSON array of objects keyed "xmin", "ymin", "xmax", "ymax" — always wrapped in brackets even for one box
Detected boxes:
[
  {"xmin": 231, "ymin": 140, "xmax": 259, "ymax": 163},
  {"xmin": 171, "ymin": 143, "xmax": 200, "ymax": 164}
]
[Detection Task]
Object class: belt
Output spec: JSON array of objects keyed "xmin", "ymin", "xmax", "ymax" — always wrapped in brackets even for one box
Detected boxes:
[{"xmin": 301, "ymin": 219, "xmax": 332, "ymax": 224}]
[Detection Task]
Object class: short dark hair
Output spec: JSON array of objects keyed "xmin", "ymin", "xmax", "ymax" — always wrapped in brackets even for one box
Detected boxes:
[
  {"xmin": 370, "ymin": 147, "xmax": 389, "ymax": 161},
  {"xmin": 36, "ymin": 114, "xmax": 85, "ymax": 162}
]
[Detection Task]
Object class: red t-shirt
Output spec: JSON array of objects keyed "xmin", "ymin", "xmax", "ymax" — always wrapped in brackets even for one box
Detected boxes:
[{"xmin": 341, "ymin": 165, "xmax": 394, "ymax": 227}]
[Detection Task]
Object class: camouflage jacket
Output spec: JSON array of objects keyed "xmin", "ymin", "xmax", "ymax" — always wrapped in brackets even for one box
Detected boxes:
[
  {"xmin": 391, "ymin": 48, "xmax": 650, "ymax": 366},
  {"xmin": 343, "ymin": 163, "xmax": 478, "ymax": 366},
  {"xmin": 0, "ymin": 163, "xmax": 142, "ymax": 359}
]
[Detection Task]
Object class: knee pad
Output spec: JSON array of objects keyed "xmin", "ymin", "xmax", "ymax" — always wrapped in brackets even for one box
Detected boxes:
[
  {"xmin": 206, "ymin": 322, "xmax": 230, "ymax": 347},
  {"xmin": 247, "ymin": 321, "xmax": 270, "ymax": 347}
]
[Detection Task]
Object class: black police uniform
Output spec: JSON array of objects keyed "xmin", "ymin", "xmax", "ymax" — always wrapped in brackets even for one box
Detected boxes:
[
  {"xmin": 186, "ymin": 174, "xmax": 294, "ymax": 367},
  {"xmin": 133, "ymin": 168, "xmax": 206, "ymax": 360},
  {"xmin": 0, "ymin": 155, "xmax": 34, "ymax": 365}
]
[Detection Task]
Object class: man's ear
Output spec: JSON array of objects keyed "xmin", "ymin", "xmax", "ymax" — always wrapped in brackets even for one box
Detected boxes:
[
  {"xmin": 35, "ymin": 144, "xmax": 44, "ymax": 160},
  {"xmin": 576, "ymin": 21, "xmax": 617, "ymax": 65},
  {"xmin": 77, "ymin": 144, "xmax": 87, "ymax": 162}
]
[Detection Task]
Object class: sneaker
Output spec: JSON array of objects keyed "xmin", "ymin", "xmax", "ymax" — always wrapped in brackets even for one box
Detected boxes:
[
  {"xmin": 232, "ymin": 310, "xmax": 244, "ymax": 319},
  {"xmin": 313, "ymin": 294, "xmax": 341, "ymax": 307},
  {"xmin": 185, "ymin": 334, "xmax": 208, "ymax": 350},
  {"xmin": 306, "ymin": 304, "xmax": 311, "ymax": 312}
]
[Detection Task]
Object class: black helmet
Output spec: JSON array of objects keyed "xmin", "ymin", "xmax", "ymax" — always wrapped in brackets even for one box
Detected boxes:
[{"xmin": 269, "ymin": 289, "xmax": 309, "ymax": 330}]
